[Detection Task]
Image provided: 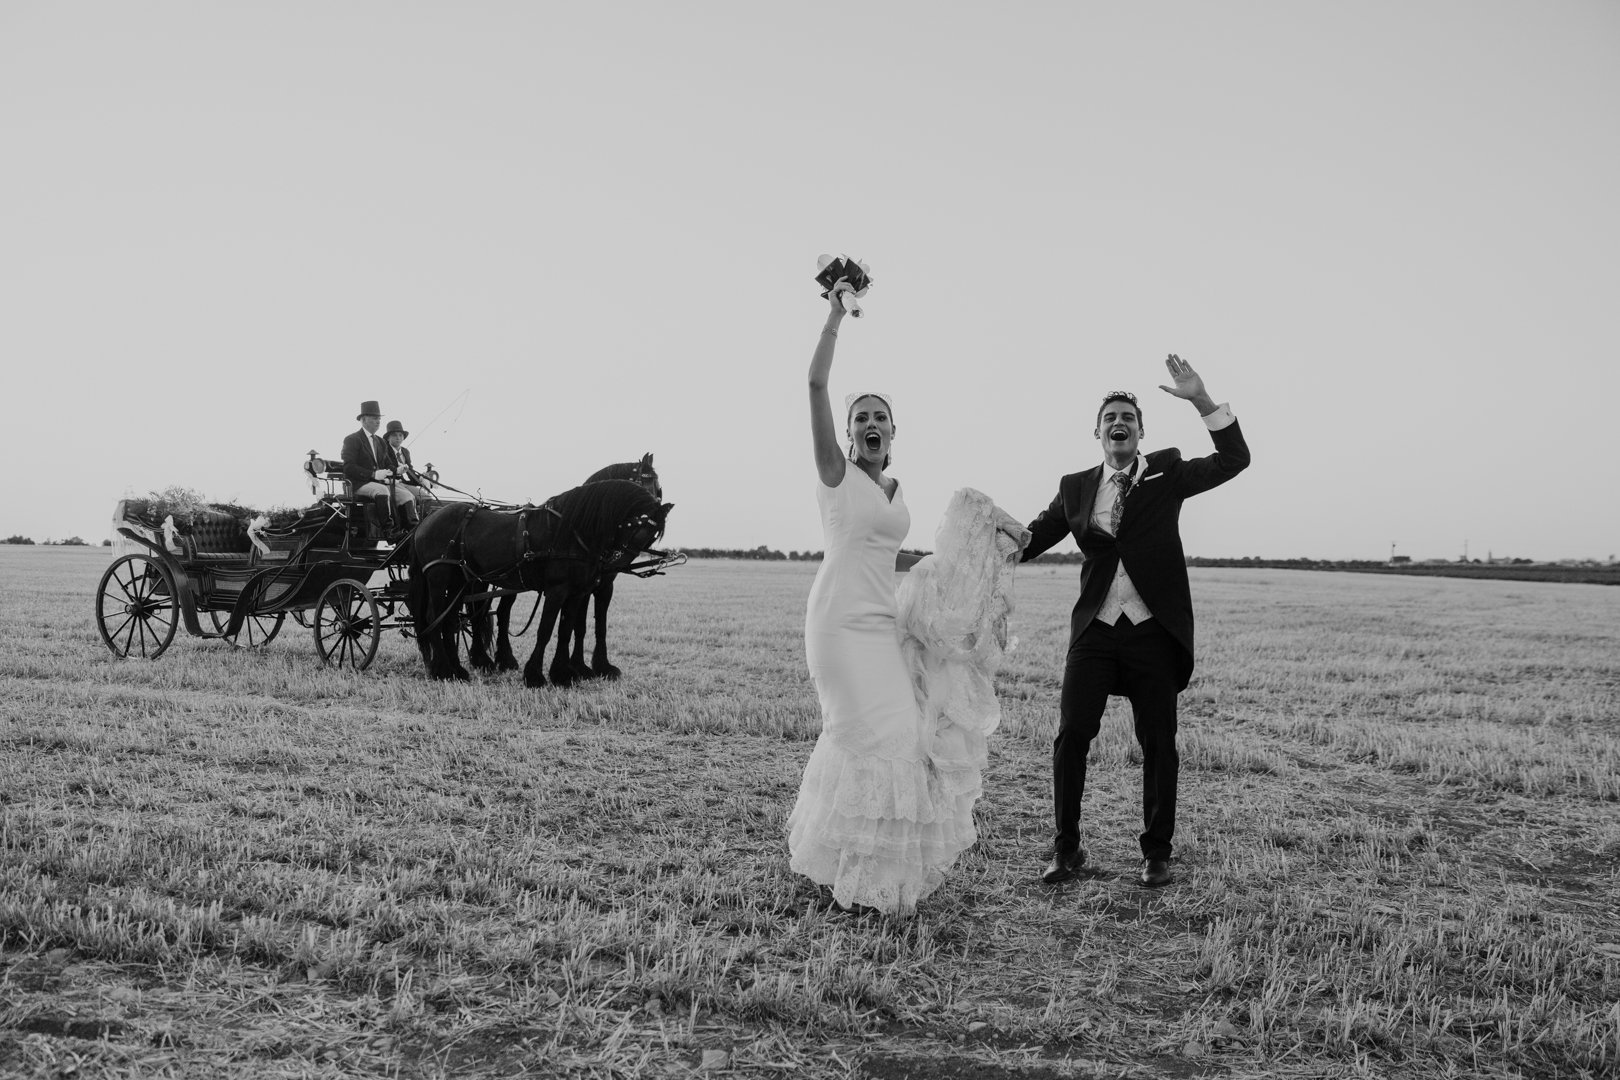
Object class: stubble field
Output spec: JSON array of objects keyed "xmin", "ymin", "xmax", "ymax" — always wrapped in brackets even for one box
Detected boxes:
[{"xmin": 1, "ymin": 546, "xmax": 1617, "ymax": 1079}]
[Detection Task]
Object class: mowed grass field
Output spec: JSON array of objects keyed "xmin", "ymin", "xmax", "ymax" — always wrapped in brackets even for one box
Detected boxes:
[{"xmin": 2, "ymin": 546, "xmax": 1617, "ymax": 1080}]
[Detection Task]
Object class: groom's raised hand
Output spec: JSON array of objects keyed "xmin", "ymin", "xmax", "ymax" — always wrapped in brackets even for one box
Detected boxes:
[{"xmin": 1158, "ymin": 353, "xmax": 1217, "ymax": 416}]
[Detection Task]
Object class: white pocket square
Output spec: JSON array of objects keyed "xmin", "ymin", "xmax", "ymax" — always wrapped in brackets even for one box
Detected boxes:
[{"xmin": 1140, "ymin": 472, "xmax": 1164, "ymax": 482}]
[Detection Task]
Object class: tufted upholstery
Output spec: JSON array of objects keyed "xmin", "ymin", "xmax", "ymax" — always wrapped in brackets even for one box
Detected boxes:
[{"xmin": 187, "ymin": 511, "xmax": 251, "ymax": 558}]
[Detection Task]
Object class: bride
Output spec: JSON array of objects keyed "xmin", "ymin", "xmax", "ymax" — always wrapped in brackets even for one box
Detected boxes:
[{"xmin": 788, "ymin": 285, "xmax": 1029, "ymax": 916}]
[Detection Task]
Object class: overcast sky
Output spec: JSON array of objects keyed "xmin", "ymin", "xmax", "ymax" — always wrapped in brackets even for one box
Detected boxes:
[{"xmin": 3, "ymin": 1, "xmax": 1616, "ymax": 561}]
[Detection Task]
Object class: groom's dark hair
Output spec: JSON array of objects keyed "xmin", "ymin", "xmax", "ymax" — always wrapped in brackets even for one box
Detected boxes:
[{"xmin": 1094, "ymin": 391, "xmax": 1144, "ymax": 437}]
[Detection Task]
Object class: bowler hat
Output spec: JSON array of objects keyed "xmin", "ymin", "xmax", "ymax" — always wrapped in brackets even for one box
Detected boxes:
[
  {"xmin": 357, "ymin": 400, "xmax": 382, "ymax": 420},
  {"xmin": 383, "ymin": 420, "xmax": 409, "ymax": 440}
]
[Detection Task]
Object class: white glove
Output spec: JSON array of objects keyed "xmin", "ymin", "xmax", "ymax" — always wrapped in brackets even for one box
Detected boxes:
[{"xmin": 373, "ymin": 469, "xmax": 391, "ymax": 481}]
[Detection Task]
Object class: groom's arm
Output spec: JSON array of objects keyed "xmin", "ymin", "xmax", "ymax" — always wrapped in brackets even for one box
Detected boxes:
[
  {"xmin": 1021, "ymin": 488, "xmax": 1071, "ymax": 563},
  {"xmin": 1158, "ymin": 352, "xmax": 1249, "ymax": 497},
  {"xmin": 1172, "ymin": 416, "xmax": 1249, "ymax": 498}
]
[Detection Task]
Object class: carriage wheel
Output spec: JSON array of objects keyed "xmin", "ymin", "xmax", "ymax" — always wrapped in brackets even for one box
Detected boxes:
[
  {"xmin": 208, "ymin": 609, "xmax": 285, "ymax": 648},
  {"xmin": 457, "ymin": 608, "xmax": 481, "ymax": 658},
  {"xmin": 312, "ymin": 579, "xmax": 381, "ymax": 671},
  {"xmin": 96, "ymin": 554, "xmax": 179, "ymax": 659},
  {"xmin": 391, "ymin": 597, "xmax": 475, "ymax": 656}
]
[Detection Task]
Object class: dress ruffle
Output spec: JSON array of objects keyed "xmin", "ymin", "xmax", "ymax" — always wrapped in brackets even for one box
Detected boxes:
[{"xmin": 786, "ymin": 735, "xmax": 983, "ymax": 915}]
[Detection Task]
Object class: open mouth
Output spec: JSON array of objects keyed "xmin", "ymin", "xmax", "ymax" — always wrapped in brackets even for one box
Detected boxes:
[
  {"xmin": 1109, "ymin": 426, "xmax": 1130, "ymax": 441},
  {"xmin": 864, "ymin": 432, "xmax": 882, "ymax": 451}
]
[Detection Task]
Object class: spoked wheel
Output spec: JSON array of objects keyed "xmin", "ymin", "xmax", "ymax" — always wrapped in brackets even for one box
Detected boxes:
[
  {"xmin": 96, "ymin": 554, "xmax": 179, "ymax": 659},
  {"xmin": 397, "ymin": 596, "xmax": 480, "ymax": 663},
  {"xmin": 313, "ymin": 578, "xmax": 381, "ymax": 670},
  {"xmin": 456, "ymin": 608, "xmax": 482, "ymax": 659},
  {"xmin": 208, "ymin": 609, "xmax": 285, "ymax": 648}
]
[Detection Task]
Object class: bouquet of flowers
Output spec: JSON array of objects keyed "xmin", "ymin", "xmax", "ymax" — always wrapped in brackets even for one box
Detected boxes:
[{"xmin": 815, "ymin": 254, "xmax": 873, "ymax": 317}]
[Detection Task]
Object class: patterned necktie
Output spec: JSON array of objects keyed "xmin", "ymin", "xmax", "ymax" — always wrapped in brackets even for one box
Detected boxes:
[{"xmin": 1110, "ymin": 470, "xmax": 1132, "ymax": 534}]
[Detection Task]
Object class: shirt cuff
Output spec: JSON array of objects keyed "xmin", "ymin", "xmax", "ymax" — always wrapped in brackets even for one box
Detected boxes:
[{"xmin": 1201, "ymin": 403, "xmax": 1235, "ymax": 431}]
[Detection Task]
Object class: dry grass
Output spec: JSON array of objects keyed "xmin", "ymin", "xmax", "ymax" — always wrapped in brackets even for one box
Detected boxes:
[{"xmin": 1, "ymin": 547, "xmax": 1617, "ymax": 1078}]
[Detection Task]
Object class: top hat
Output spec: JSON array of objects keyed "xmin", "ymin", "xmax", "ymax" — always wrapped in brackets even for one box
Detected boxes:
[
  {"xmin": 382, "ymin": 419, "xmax": 408, "ymax": 440},
  {"xmin": 357, "ymin": 400, "xmax": 382, "ymax": 420}
]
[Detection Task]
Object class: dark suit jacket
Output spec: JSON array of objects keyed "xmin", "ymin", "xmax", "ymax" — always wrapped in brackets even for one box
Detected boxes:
[
  {"xmin": 393, "ymin": 444, "xmax": 419, "ymax": 484},
  {"xmin": 340, "ymin": 429, "xmax": 398, "ymax": 490},
  {"xmin": 1023, "ymin": 421, "xmax": 1249, "ymax": 690}
]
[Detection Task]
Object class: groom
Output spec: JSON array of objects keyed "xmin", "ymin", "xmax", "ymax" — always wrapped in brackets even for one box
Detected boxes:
[{"xmin": 1022, "ymin": 355, "xmax": 1249, "ymax": 888}]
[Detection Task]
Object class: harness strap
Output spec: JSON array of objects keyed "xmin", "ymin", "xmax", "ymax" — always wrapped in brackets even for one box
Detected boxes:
[{"xmin": 515, "ymin": 506, "xmax": 531, "ymax": 568}]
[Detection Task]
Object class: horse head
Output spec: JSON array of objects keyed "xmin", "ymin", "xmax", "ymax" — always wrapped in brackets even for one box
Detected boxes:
[
  {"xmin": 634, "ymin": 453, "xmax": 661, "ymax": 500},
  {"xmin": 604, "ymin": 499, "xmax": 673, "ymax": 571},
  {"xmin": 587, "ymin": 454, "xmax": 661, "ymax": 501}
]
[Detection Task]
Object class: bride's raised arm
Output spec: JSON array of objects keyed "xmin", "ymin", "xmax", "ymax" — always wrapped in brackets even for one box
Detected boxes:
[{"xmin": 808, "ymin": 290, "xmax": 848, "ymax": 487}]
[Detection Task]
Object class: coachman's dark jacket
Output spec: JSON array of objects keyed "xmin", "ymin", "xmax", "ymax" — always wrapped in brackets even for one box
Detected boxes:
[{"xmin": 340, "ymin": 429, "xmax": 400, "ymax": 491}]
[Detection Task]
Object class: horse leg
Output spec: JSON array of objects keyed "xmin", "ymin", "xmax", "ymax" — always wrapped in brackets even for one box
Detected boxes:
[
  {"xmin": 590, "ymin": 575, "xmax": 620, "ymax": 680},
  {"xmin": 466, "ymin": 596, "xmax": 496, "ymax": 672},
  {"xmin": 420, "ymin": 568, "xmax": 449, "ymax": 679},
  {"xmin": 419, "ymin": 568, "xmax": 468, "ymax": 681},
  {"xmin": 408, "ymin": 557, "xmax": 435, "ymax": 673},
  {"xmin": 566, "ymin": 592, "xmax": 594, "ymax": 681},
  {"xmin": 548, "ymin": 589, "xmax": 581, "ymax": 687},
  {"xmin": 495, "ymin": 594, "xmax": 521, "ymax": 671},
  {"xmin": 524, "ymin": 589, "xmax": 565, "ymax": 689},
  {"xmin": 438, "ymin": 573, "xmax": 472, "ymax": 682}
]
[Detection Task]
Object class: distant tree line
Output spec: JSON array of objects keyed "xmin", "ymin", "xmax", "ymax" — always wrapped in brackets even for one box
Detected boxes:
[
  {"xmin": 2, "ymin": 535, "xmax": 101, "ymax": 546},
  {"xmin": 1184, "ymin": 556, "xmax": 1619, "ymax": 586},
  {"xmin": 4, "ymin": 534, "xmax": 1612, "ymax": 585},
  {"xmin": 683, "ymin": 546, "xmax": 935, "ymax": 562}
]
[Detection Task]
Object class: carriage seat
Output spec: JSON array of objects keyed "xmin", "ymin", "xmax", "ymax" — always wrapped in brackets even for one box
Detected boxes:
[
  {"xmin": 304, "ymin": 451, "xmax": 393, "ymax": 545},
  {"xmin": 185, "ymin": 510, "xmax": 252, "ymax": 560}
]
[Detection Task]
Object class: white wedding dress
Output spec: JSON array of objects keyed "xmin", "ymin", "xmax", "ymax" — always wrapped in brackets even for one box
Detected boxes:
[{"xmin": 789, "ymin": 474, "xmax": 1025, "ymax": 915}]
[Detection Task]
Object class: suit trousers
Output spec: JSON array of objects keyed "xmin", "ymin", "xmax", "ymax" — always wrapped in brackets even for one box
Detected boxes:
[
  {"xmin": 354, "ymin": 482, "xmax": 416, "ymax": 531},
  {"xmin": 1054, "ymin": 614, "xmax": 1181, "ymax": 861}
]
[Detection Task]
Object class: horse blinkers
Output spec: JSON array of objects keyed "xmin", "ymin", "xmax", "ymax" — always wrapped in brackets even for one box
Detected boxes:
[{"xmin": 605, "ymin": 507, "xmax": 669, "ymax": 568}]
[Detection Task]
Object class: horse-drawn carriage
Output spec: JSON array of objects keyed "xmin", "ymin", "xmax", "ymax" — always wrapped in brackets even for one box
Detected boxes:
[
  {"xmin": 100, "ymin": 465, "xmax": 433, "ymax": 669},
  {"xmin": 96, "ymin": 454, "xmax": 682, "ymax": 682}
]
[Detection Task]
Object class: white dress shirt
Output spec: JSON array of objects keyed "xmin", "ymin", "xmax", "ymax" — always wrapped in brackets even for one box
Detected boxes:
[{"xmin": 1092, "ymin": 455, "xmax": 1154, "ymax": 626}]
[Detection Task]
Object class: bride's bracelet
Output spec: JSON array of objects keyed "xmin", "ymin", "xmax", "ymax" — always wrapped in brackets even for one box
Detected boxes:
[{"xmin": 821, "ymin": 326, "xmax": 838, "ymax": 337}]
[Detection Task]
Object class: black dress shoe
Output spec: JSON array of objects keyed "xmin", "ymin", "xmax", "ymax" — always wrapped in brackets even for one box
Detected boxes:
[
  {"xmin": 1140, "ymin": 859, "xmax": 1172, "ymax": 887},
  {"xmin": 1041, "ymin": 849, "xmax": 1089, "ymax": 885}
]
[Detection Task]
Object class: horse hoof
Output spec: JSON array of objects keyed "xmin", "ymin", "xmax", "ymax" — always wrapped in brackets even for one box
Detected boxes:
[
  {"xmin": 470, "ymin": 657, "xmax": 496, "ymax": 673},
  {"xmin": 594, "ymin": 664, "xmax": 622, "ymax": 681},
  {"xmin": 524, "ymin": 673, "xmax": 547, "ymax": 689},
  {"xmin": 451, "ymin": 668, "xmax": 471, "ymax": 682},
  {"xmin": 497, "ymin": 656, "xmax": 520, "ymax": 672}
]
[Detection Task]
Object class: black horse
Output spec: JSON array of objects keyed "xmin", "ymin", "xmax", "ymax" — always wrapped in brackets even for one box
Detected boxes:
[
  {"xmin": 561, "ymin": 454, "xmax": 663, "ymax": 679},
  {"xmin": 408, "ymin": 479, "xmax": 672, "ymax": 687},
  {"xmin": 473, "ymin": 454, "xmax": 663, "ymax": 682}
]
